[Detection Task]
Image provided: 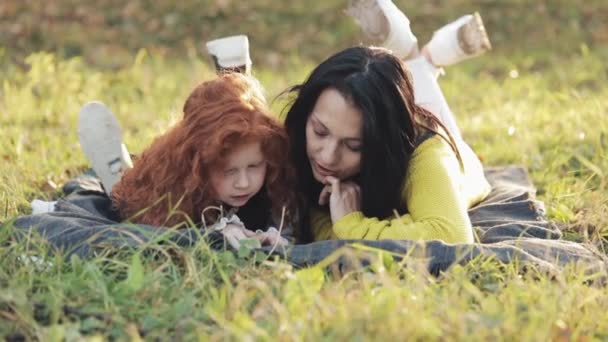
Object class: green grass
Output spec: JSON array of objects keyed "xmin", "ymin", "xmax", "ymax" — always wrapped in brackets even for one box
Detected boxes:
[{"xmin": 2, "ymin": 37, "xmax": 608, "ymax": 341}]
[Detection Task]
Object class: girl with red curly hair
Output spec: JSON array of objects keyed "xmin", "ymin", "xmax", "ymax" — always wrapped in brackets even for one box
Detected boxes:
[{"xmin": 79, "ymin": 73, "xmax": 295, "ymax": 246}]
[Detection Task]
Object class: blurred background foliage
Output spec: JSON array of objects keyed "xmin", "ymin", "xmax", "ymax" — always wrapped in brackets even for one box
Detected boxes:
[{"xmin": 1, "ymin": 0, "xmax": 607, "ymax": 69}]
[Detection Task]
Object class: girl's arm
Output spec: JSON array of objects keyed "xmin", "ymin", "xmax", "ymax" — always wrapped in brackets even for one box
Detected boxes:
[{"xmin": 260, "ymin": 211, "xmax": 295, "ymax": 245}]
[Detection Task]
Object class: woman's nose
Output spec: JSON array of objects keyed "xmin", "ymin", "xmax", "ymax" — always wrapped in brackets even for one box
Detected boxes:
[{"xmin": 318, "ymin": 141, "xmax": 338, "ymax": 165}]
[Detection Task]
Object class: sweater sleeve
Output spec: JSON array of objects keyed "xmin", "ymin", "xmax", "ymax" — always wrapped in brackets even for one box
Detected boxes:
[
  {"xmin": 310, "ymin": 207, "xmax": 338, "ymax": 241},
  {"xmin": 329, "ymin": 137, "xmax": 476, "ymax": 244}
]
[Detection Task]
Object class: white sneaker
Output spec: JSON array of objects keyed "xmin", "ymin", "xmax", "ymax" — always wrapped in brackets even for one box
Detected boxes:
[
  {"xmin": 346, "ymin": 0, "xmax": 418, "ymax": 59},
  {"xmin": 78, "ymin": 101, "xmax": 133, "ymax": 195},
  {"xmin": 424, "ymin": 12, "xmax": 492, "ymax": 67},
  {"xmin": 205, "ymin": 35, "xmax": 252, "ymax": 74}
]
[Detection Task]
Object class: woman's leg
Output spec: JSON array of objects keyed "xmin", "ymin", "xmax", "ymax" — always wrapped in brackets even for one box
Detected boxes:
[
  {"xmin": 347, "ymin": 1, "xmax": 493, "ymax": 138},
  {"xmin": 346, "ymin": 0, "xmax": 491, "ymax": 67},
  {"xmin": 405, "ymin": 57, "xmax": 462, "ymax": 140},
  {"xmin": 346, "ymin": 0, "xmax": 418, "ymax": 60},
  {"xmin": 422, "ymin": 12, "xmax": 491, "ymax": 67},
  {"xmin": 406, "ymin": 11, "xmax": 492, "ymax": 138}
]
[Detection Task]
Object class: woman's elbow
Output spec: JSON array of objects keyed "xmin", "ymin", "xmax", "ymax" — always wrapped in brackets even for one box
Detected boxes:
[{"xmin": 426, "ymin": 220, "xmax": 474, "ymax": 244}]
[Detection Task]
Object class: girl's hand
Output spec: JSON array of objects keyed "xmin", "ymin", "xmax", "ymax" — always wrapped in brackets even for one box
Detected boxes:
[
  {"xmin": 255, "ymin": 227, "xmax": 289, "ymax": 247},
  {"xmin": 319, "ymin": 176, "xmax": 361, "ymax": 224},
  {"xmin": 222, "ymin": 223, "xmax": 255, "ymax": 249}
]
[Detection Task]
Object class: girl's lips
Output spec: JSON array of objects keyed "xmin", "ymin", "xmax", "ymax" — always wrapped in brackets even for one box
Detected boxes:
[{"xmin": 231, "ymin": 194, "xmax": 251, "ymax": 203}]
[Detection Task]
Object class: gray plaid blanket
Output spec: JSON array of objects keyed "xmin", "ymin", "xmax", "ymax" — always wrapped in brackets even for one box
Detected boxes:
[{"xmin": 5, "ymin": 166, "xmax": 607, "ymax": 276}]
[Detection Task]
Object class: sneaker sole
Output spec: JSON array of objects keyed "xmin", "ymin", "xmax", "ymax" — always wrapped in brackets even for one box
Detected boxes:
[
  {"xmin": 457, "ymin": 12, "xmax": 492, "ymax": 55},
  {"xmin": 78, "ymin": 101, "xmax": 125, "ymax": 195},
  {"xmin": 205, "ymin": 35, "xmax": 252, "ymax": 74},
  {"xmin": 346, "ymin": 0, "xmax": 390, "ymax": 43},
  {"xmin": 346, "ymin": 0, "xmax": 417, "ymax": 58}
]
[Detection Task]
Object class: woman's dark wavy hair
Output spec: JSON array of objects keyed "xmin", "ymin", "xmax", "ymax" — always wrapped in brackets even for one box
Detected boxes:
[
  {"xmin": 284, "ymin": 46, "xmax": 458, "ymax": 243},
  {"xmin": 112, "ymin": 73, "xmax": 294, "ymax": 230}
]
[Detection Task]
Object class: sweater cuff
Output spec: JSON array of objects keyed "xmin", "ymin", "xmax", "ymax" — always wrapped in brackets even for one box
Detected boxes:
[{"xmin": 333, "ymin": 211, "xmax": 365, "ymax": 237}]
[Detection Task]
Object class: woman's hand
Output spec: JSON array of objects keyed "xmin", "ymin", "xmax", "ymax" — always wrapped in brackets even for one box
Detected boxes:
[{"xmin": 318, "ymin": 176, "xmax": 361, "ymax": 224}]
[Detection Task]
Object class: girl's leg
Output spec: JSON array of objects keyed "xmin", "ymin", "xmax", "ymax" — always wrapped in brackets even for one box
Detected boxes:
[
  {"xmin": 405, "ymin": 57, "xmax": 462, "ymax": 140},
  {"xmin": 206, "ymin": 35, "xmax": 252, "ymax": 74},
  {"xmin": 78, "ymin": 101, "xmax": 133, "ymax": 195}
]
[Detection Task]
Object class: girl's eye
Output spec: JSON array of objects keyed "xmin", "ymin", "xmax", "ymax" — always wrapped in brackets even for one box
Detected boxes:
[
  {"xmin": 225, "ymin": 169, "xmax": 238, "ymax": 176},
  {"xmin": 248, "ymin": 162, "xmax": 263, "ymax": 169}
]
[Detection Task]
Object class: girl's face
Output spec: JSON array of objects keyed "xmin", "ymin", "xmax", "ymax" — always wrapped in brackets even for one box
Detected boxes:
[
  {"xmin": 305, "ymin": 88, "xmax": 363, "ymax": 184},
  {"xmin": 211, "ymin": 141, "xmax": 267, "ymax": 208}
]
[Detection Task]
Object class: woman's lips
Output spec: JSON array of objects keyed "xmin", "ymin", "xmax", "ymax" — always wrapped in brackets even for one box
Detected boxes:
[{"xmin": 313, "ymin": 161, "xmax": 335, "ymax": 177}]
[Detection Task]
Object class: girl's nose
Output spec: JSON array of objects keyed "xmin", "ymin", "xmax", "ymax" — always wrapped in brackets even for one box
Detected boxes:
[{"xmin": 234, "ymin": 171, "xmax": 249, "ymax": 189}]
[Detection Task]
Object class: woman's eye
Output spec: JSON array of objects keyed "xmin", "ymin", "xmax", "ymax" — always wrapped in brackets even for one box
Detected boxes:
[
  {"xmin": 248, "ymin": 162, "xmax": 263, "ymax": 169},
  {"xmin": 225, "ymin": 169, "xmax": 237, "ymax": 176},
  {"xmin": 314, "ymin": 129, "xmax": 328, "ymax": 137},
  {"xmin": 346, "ymin": 143, "xmax": 362, "ymax": 152}
]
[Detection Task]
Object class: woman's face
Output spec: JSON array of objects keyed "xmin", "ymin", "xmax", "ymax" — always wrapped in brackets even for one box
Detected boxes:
[{"xmin": 305, "ymin": 88, "xmax": 363, "ymax": 184}]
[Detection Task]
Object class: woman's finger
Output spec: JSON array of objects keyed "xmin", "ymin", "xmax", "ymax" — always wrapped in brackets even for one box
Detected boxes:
[
  {"xmin": 326, "ymin": 176, "xmax": 341, "ymax": 198},
  {"xmin": 327, "ymin": 180, "xmax": 362, "ymax": 223},
  {"xmin": 318, "ymin": 185, "xmax": 332, "ymax": 205}
]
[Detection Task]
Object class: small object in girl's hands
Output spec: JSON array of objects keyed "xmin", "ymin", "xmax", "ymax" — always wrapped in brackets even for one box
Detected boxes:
[
  {"xmin": 208, "ymin": 210, "xmax": 244, "ymax": 231},
  {"xmin": 222, "ymin": 223, "xmax": 256, "ymax": 249},
  {"xmin": 254, "ymin": 227, "xmax": 289, "ymax": 247}
]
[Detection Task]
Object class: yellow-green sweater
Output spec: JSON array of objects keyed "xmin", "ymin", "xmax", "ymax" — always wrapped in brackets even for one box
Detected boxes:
[{"xmin": 310, "ymin": 135, "xmax": 491, "ymax": 244}]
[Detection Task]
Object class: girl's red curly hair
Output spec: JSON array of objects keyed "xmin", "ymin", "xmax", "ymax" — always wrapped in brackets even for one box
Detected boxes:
[{"xmin": 111, "ymin": 73, "xmax": 294, "ymax": 228}]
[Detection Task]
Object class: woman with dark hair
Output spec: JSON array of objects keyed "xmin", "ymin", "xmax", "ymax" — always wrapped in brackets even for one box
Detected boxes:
[{"xmin": 283, "ymin": 46, "xmax": 490, "ymax": 243}]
